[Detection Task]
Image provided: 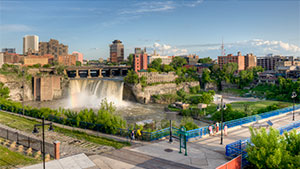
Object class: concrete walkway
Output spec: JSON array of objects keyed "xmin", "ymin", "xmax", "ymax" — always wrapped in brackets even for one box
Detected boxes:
[{"xmin": 21, "ymin": 153, "xmax": 97, "ymax": 169}]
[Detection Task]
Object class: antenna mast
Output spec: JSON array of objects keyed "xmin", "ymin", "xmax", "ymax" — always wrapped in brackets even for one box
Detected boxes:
[{"xmin": 221, "ymin": 38, "xmax": 225, "ymax": 56}]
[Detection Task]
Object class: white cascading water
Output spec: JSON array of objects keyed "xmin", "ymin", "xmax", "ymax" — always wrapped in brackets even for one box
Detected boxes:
[{"xmin": 67, "ymin": 79, "xmax": 127, "ymax": 108}]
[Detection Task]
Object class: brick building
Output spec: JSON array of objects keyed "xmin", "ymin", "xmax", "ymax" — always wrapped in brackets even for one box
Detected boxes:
[
  {"xmin": 39, "ymin": 39, "xmax": 68, "ymax": 58},
  {"xmin": 218, "ymin": 52, "xmax": 245, "ymax": 71},
  {"xmin": 109, "ymin": 40, "xmax": 124, "ymax": 63},
  {"xmin": 58, "ymin": 55, "xmax": 76, "ymax": 66},
  {"xmin": 0, "ymin": 53, "xmax": 3, "ymax": 68},
  {"xmin": 3, "ymin": 52, "xmax": 24, "ymax": 64},
  {"xmin": 245, "ymin": 53, "xmax": 257, "ymax": 69},
  {"xmin": 134, "ymin": 48, "xmax": 148, "ymax": 72},
  {"xmin": 24, "ymin": 54, "xmax": 54, "ymax": 66}
]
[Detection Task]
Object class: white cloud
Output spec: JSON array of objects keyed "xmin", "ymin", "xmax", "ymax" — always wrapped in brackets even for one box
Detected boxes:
[
  {"xmin": 120, "ymin": 1, "xmax": 175, "ymax": 15},
  {"xmin": 0, "ymin": 24, "xmax": 33, "ymax": 32},
  {"xmin": 150, "ymin": 42, "xmax": 188, "ymax": 55},
  {"xmin": 195, "ymin": 39, "xmax": 300, "ymax": 56},
  {"xmin": 183, "ymin": 0, "xmax": 204, "ymax": 7}
]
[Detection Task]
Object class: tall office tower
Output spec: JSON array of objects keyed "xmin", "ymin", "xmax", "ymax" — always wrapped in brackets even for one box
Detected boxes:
[
  {"xmin": 109, "ymin": 40, "xmax": 124, "ymax": 63},
  {"xmin": 2, "ymin": 48, "xmax": 16, "ymax": 53},
  {"xmin": 39, "ymin": 39, "xmax": 68, "ymax": 58},
  {"xmin": 23, "ymin": 35, "xmax": 39, "ymax": 55}
]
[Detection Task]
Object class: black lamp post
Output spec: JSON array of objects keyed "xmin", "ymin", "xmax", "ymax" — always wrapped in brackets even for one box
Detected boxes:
[
  {"xmin": 217, "ymin": 96, "xmax": 226, "ymax": 145},
  {"xmin": 32, "ymin": 117, "xmax": 54, "ymax": 169},
  {"xmin": 291, "ymin": 92, "xmax": 297, "ymax": 121}
]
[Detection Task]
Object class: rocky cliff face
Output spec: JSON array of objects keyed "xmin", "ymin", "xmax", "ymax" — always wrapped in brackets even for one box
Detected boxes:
[
  {"xmin": 126, "ymin": 81, "xmax": 199, "ymax": 104},
  {"xmin": 0, "ymin": 74, "xmax": 33, "ymax": 101}
]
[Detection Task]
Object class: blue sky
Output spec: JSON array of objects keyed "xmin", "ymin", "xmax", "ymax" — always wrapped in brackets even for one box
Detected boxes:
[{"xmin": 0, "ymin": 0, "xmax": 299, "ymax": 60}]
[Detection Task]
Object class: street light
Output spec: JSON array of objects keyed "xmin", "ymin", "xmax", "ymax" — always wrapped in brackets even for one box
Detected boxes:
[
  {"xmin": 32, "ymin": 117, "xmax": 54, "ymax": 169},
  {"xmin": 217, "ymin": 96, "xmax": 226, "ymax": 145},
  {"xmin": 291, "ymin": 92, "xmax": 297, "ymax": 121}
]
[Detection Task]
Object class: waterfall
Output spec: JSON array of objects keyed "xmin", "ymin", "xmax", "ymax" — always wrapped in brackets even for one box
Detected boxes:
[{"xmin": 67, "ymin": 79, "xmax": 125, "ymax": 108}]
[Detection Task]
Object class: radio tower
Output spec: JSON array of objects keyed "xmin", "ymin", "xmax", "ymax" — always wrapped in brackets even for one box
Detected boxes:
[{"xmin": 221, "ymin": 38, "xmax": 225, "ymax": 56}]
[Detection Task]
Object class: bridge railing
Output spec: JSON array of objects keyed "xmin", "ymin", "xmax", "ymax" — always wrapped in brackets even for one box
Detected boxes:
[
  {"xmin": 278, "ymin": 120, "xmax": 300, "ymax": 135},
  {"xmin": 224, "ymin": 105, "xmax": 300, "ymax": 129}
]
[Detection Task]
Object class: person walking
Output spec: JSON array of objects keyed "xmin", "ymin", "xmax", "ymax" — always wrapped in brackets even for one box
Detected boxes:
[
  {"xmin": 209, "ymin": 125, "xmax": 213, "ymax": 136},
  {"xmin": 224, "ymin": 124, "xmax": 228, "ymax": 136},
  {"xmin": 131, "ymin": 130, "xmax": 135, "ymax": 141}
]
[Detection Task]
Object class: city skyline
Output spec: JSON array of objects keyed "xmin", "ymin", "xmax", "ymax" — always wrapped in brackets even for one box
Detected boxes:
[{"xmin": 0, "ymin": 0, "xmax": 299, "ymax": 60}]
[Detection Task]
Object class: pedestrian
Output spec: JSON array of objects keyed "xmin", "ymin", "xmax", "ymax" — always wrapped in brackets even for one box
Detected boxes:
[
  {"xmin": 208, "ymin": 125, "xmax": 213, "ymax": 136},
  {"xmin": 131, "ymin": 130, "xmax": 135, "ymax": 140},
  {"xmin": 213, "ymin": 124, "xmax": 217, "ymax": 135},
  {"xmin": 216, "ymin": 122, "xmax": 219, "ymax": 133},
  {"xmin": 224, "ymin": 124, "xmax": 228, "ymax": 136}
]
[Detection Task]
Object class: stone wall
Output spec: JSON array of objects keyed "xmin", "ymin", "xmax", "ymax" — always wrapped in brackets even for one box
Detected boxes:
[
  {"xmin": 127, "ymin": 81, "xmax": 199, "ymax": 104},
  {"xmin": 138, "ymin": 72, "xmax": 178, "ymax": 84},
  {"xmin": 0, "ymin": 74, "xmax": 33, "ymax": 101}
]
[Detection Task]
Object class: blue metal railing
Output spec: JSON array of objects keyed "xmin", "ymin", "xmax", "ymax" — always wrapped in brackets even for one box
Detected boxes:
[{"xmin": 278, "ymin": 120, "xmax": 300, "ymax": 135}]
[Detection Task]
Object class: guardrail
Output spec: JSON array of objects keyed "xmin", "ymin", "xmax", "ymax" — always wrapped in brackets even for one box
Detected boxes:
[{"xmin": 278, "ymin": 120, "xmax": 300, "ymax": 135}]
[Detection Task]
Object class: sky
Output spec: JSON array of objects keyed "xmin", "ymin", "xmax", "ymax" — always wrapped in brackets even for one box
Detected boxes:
[{"xmin": 0, "ymin": 0, "xmax": 299, "ymax": 60}]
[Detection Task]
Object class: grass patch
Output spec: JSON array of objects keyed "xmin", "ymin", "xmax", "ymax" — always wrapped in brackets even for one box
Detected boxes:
[
  {"xmin": 0, "ymin": 111, "xmax": 130, "ymax": 149},
  {"xmin": 0, "ymin": 144, "xmax": 39, "ymax": 168},
  {"xmin": 230, "ymin": 101, "xmax": 293, "ymax": 112}
]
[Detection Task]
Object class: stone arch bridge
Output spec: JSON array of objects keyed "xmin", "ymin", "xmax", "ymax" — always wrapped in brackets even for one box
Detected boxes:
[{"xmin": 64, "ymin": 66, "xmax": 130, "ymax": 78}]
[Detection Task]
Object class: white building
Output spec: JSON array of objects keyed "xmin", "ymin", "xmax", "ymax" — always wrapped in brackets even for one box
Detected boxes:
[
  {"xmin": 23, "ymin": 35, "xmax": 39, "ymax": 55},
  {"xmin": 148, "ymin": 55, "xmax": 173, "ymax": 65}
]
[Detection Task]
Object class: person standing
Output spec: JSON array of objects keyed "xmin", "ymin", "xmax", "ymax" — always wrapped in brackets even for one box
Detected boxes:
[
  {"xmin": 224, "ymin": 124, "xmax": 228, "ymax": 136},
  {"xmin": 137, "ymin": 128, "xmax": 142, "ymax": 140},
  {"xmin": 216, "ymin": 122, "xmax": 219, "ymax": 133}
]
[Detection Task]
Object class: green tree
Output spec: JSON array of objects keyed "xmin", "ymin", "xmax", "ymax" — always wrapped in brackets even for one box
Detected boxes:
[
  {"xmin": 161, "ymin": 64, "xmax": 174, "ymax": 72},
  {"xmin": 139, "ymin": 76, "xmax": 147, "ymax": 87},
  {"xmin": 177, "ymin": 89, "xmax": 187, "ymax": 102},
  {"xmin": 0, "ymin": 82, "xmax": 10, "ymax": 99},
  {"xmin": 198, "ymin": 57, "xmax": 213, "ymax": 64},
  {"xmin": 210, "ymin": 64, "xmax": 225, "ymax": 91},
  {"xmin": 247, "ymin": 127, "xmax": 300, "ymax": 169},
  {"xmin": 127, "ymin": 54, "xmax": 134, "ymax": 66},
  {"xmin": 124, "ymin": 70, "xmax": 139, "ymax": 84},
  {"xmin": 149, "ymin": 58, "xmax": 162, "ymax": 71},
  {"xmin": 201, "ymin": 68, "xmax": 211, "ymax": 88},
  {"xmin": 180, "ymin": 117, "xmax": 198, "ymax": 131},
  {"xmin": 223, "ymin": 62, "xmax": 238, "ymax": 83},
  {"xmin": 76, "ymin": 61, "xmax": 82, "ymax": 66},
  {"xmin": 170, "ymin": 56, "xmax": 187, "ymax": 69},
  {"xmin": 42, "ymin": 64, "xmax": 51, "ymax": 68}
]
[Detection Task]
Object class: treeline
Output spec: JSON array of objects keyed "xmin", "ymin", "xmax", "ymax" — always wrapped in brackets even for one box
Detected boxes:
[
  {"xmin": 201, "ymin": 63, "xmax": 264, "ymax": 90},
  {"xmin": 0, "ymin": 98, "xmax": 126, "ymax": 134},
  {"xmin": 253, "ymin": 77, "xmax": 300, "ymax": 102}
]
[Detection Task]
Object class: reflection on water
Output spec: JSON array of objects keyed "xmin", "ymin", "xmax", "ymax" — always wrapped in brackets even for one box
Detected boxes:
[{"xmin": 24, "ymin": 99, "xmax": 208, "ymax": 127}]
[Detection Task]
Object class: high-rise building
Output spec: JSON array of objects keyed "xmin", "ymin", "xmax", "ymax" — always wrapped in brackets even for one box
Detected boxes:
[
  {"xmin": 218, "ymin": 52, "xmax": 245, "ymax": 71},
  {"xmin": 109, "ymin": 40, "xmax": 124, "ymax": 63},
  {"xmin": 72, "ymin": 51, "xmax": 83, "ymax": 64},
  {"xmin": 245, "ymin": 53, "xmax": 257, "ymax": 69},
  {"xmin": 23, "ymin": 35, "xmax": 39, "ymax": 55},
  {"xmin": 39, "ymin": 39, "xmax": 68, "ymax": 58},
  {"xmin": 2, "ymin": 48, "xmax": 16, "ymax": 54},
  {"xmin": 134, "ymin": 48, "xmax": 148, "ymax": 72}
]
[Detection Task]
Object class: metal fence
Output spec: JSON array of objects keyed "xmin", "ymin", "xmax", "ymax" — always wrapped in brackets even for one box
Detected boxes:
[
  {"xmin": 224, "ymin": 105, "xmax": 300, "ymax": 129},
  {"xmin": 0, "ymin": 126, "xmax": 55, "ymax": 157},
  {"xmin": 278, "ymin": 120, "xmax": 300, "ymax": 135}
]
